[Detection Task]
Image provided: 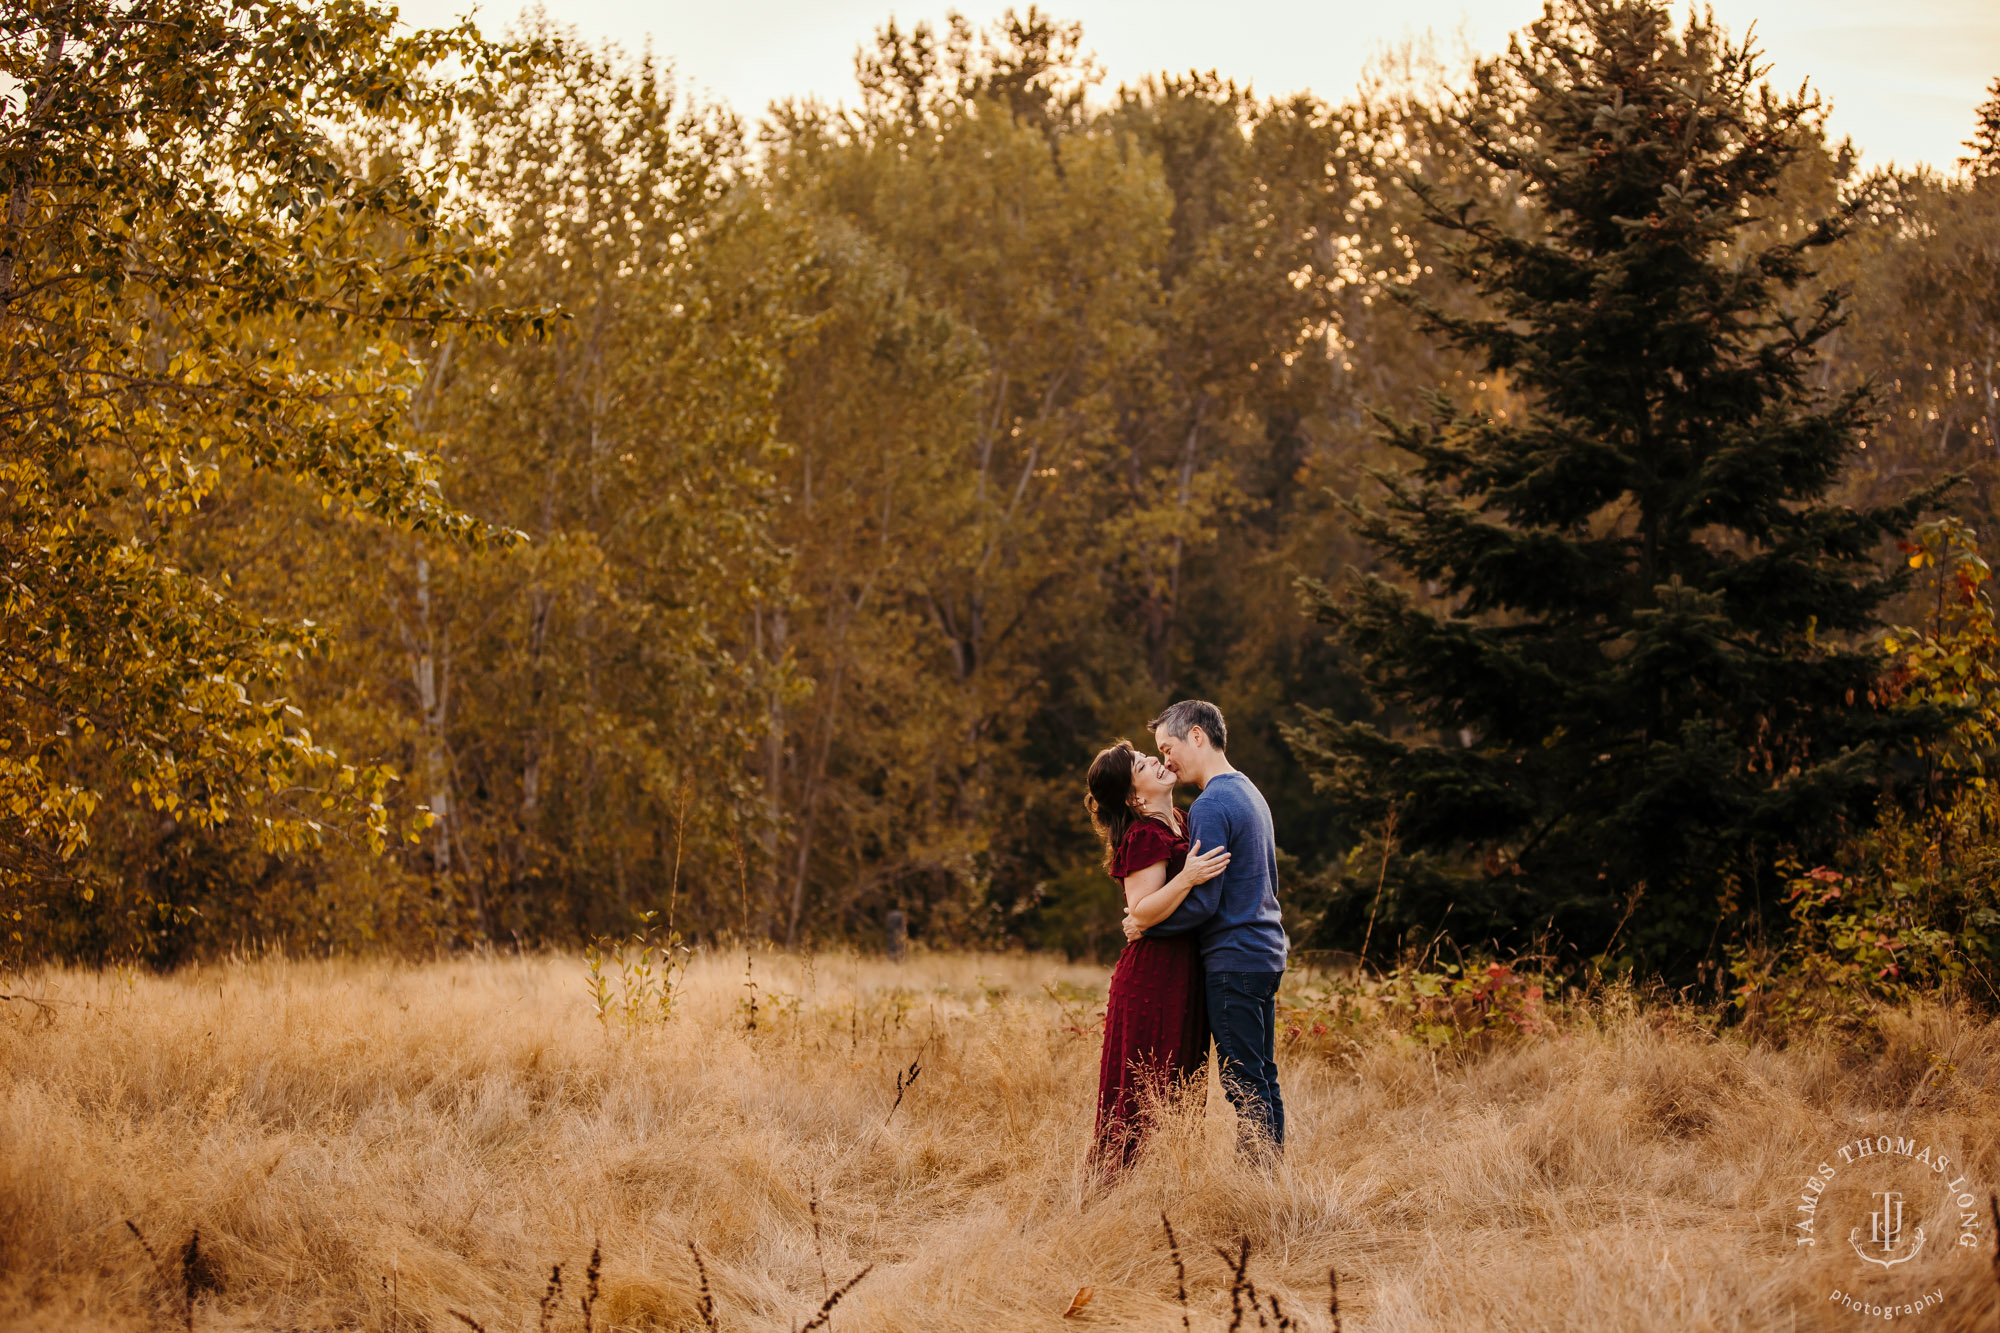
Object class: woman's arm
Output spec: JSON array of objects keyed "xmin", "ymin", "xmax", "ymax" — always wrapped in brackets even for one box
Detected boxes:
[
  {"xmin": 1121, "ymin": 840, "xmax": 1231, "ymax": 930},
  {"xmin": 1120, "ymin": 861, "xmax": 1170, "ymax": 914}
]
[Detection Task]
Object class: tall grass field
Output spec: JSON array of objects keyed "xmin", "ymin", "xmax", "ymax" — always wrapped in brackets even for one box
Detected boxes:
[{"xmin": 2, "ymin": 951, "xmax": 1996, "ymax": 1330}]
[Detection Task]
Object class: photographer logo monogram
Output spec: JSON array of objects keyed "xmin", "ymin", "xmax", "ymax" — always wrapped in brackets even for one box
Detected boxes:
[
  {"xmin": 1862, "ymin": 1190, "xmax": 1915, "ymax": 1267},
  {"xmin": 1792, "ymin": 1134, "xmax": 1984, "ymax": 1320}
]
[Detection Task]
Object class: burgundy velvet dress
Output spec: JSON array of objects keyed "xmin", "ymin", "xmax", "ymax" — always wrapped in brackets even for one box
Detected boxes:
[{"xmin": 1090, "ymin": 814, "xmax": 1210, "ymax": 1174}]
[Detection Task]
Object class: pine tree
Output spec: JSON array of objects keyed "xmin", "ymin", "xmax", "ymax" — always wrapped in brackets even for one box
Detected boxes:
[
  {"xmin": 1288, "ymin": 0, "xmax": 1948, "ymax": 974},
  {"xmin": 1966, "ymin": 76, "xmax": 2000, "ymax": 175}
]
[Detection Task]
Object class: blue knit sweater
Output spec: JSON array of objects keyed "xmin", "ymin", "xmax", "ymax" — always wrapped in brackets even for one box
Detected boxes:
[{"xmin": 1149, "ymin": 771, "xmax": 1288, "ymax": 972}]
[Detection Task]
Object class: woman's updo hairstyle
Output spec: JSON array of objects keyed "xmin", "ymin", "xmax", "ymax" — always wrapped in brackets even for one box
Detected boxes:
[{"xmin": 1085, "ymin": 739, "xmax": 1140, "ymax": 873}]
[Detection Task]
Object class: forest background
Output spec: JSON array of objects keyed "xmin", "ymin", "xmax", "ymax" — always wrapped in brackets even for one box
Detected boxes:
[{"xmin": 6, "ymin": 0, "xmax": 2000, "ymax": 1020}]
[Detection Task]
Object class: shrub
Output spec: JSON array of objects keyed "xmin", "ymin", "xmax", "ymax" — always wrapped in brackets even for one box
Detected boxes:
[{"xmin": 1731, "ymin": 518, "xmax": 2000, "ymax": 1037}]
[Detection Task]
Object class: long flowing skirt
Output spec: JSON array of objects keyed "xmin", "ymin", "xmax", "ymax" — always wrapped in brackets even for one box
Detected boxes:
[{"xmin": 1090, "ymin": 934, "xmax": 1209, "ymax": 1175}]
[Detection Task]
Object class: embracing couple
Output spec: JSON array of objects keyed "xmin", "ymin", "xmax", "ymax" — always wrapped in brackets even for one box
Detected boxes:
[{"xmin": 1084, "ymin": 699, "xmax": 1287, "ymax": 1177}]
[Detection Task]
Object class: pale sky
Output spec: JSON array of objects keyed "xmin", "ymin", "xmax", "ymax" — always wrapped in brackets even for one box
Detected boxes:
[{"xmin": 400, "ymin": 0, "xmax": 2000, "ymax": 173}]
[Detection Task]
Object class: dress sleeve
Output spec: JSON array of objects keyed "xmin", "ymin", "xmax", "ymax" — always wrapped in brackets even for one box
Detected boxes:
[{"xmin": 1111, "ymin": 821, "xmax": 1176, "ymax": 881}]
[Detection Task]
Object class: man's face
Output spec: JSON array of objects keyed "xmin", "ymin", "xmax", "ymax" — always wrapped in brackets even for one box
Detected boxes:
[{"xmin": 1156, "ymin": 729, "xmax": 1193, "ymax": 783}]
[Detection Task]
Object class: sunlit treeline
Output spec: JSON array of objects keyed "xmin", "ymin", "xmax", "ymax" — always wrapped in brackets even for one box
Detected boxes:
[{"xmin": 3, "ymin": 1, "xmax": 1996, "ymax": 968}]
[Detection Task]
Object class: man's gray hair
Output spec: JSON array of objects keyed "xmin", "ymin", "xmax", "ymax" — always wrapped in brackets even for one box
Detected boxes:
[{"xmin": 1149, "ymin": 699, "xmax": 1227, "ymax": 751}]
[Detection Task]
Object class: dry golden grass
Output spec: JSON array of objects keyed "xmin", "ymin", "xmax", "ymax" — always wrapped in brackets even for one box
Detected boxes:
[{"xmin": 2, "ymin": 949, "xmax": 1998, "ymax": 1331}]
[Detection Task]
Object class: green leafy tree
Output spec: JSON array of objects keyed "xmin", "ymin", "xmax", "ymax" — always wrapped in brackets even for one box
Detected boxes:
[
  {"xmin": 0, "ymin": 0, "xmax": 532, "ymax": 960},
  {"xmin": 1287, "ymin": 0, "xmax": 1946, "ymax": 976},
  {"xmin": 416, "ymin": 29, "xmax": 810, "ymax": 942},
  {"xmin": 211, "ymin": 22, "xmax": 817, "ymax": 950},
  {"xmin": 756, "ymin": 17, "xmax": 1535, "ymax": 952},
  {"xmin": 742, "ymin": 213, "xmax": 988, "ymax": 946},
  {"xmin": 759, "ymin": 12, "xmax": 1176, "ymax": 944},
  {"xmin": 1114, "ymin": 52, "xmax": 1524, "ymax": 888}
]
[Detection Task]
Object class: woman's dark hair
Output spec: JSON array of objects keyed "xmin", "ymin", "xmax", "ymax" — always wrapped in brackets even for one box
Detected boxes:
[{"xmin": 1085, "ymin": 739, "xmax": 1140, "ymax": 873}]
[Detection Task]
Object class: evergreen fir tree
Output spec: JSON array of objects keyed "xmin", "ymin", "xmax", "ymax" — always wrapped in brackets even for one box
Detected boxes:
[
  {"xmin": 1289, "ymin": 0, "xmax": 1948, "ymax": 975},
  {"xmin": 1966, "ymin": 76, "xmax": 2000, "ymax": 175}
]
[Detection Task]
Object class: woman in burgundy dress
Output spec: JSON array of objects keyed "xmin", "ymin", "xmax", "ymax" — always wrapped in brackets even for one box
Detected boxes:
[{"xmin": 1084, "ymin": 739, "xmax": 1231, "ymax": 1176}]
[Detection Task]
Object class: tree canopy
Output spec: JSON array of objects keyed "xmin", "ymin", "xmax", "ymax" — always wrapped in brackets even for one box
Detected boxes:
[
  {"xmin": 0, "ymin": 0, "xmax": 535, "ymax": 953},
  {"xmin": 6, "ymin": 0, "xmax": 1998, "ymax": 989}
]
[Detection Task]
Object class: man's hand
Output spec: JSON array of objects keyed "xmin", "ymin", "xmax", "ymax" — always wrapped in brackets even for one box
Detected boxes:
[
  {"xmin": 1184, "ymin": 838, "xmax": 1230, "ymax": 884},
  {"xmin": 1121, "ymin": 912, "xmax": 1144, "ymax": 941}
]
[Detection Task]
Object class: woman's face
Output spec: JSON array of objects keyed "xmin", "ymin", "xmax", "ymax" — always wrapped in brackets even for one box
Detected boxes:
[{"xmin": 1128, "ymin": 750, "xmax": 1175, "ymax": 806}]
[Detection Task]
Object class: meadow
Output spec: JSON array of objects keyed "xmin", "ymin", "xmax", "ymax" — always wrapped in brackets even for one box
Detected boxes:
[{"xmin": 2, "ymin": 950, "xmax": 1997, "ymax": 1332}]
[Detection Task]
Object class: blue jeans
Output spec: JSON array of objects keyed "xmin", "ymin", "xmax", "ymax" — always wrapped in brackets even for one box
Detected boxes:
[{"xmin": 1206, "ymin": 969, "xmax": 1285, "ymax": 1151}]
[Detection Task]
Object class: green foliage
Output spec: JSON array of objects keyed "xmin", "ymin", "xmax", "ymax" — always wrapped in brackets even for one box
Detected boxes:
[
  {"xmin": 10, "ymin": 1, "xmax": 1998, "ymax": 982},
  {"xmin": 1886, "ymin": 518, "xmax": 2000, "ymax": 771},
  {"xmin": 583, "ymin": 908, "xmax": 691, "ymax": 1032},
  {"xmin": 1287, "ymin": 0, "xmax": 1947, "ymax": 977},
  {"xmin": 124, "ymin": 18, "xmax": 821, "ymax": 955},
  {"xmin": 343, "ymin": 23, "xmax": 809, "ymax": 942},
  {"xmin": 1283, "ymin": 958, "xmax": 1551, "ymax": 1055},
  {"xmin": 1729, "ymin": 863, "xmax": 1967, "ymax": 1037},
  {"xmin": 757, "ymin": 15, "xmax": 1430, "ymax": 949},
  {"xmin": 1730, "ymin": 519, "xmax": 2000, "ymax": 1034},
  {"xmin": 0, "ymin": 2, "xmax": 1562, "ymax": 962},
  {"xmin": 0, "ymin": 0, "xmax": 538, "ymax": 961}
]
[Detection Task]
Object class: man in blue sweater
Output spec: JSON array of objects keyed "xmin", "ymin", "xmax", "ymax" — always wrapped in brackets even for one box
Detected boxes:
[{"xmin": 1124, "ymin": 699, "xmax": 1289, "ymax": 1154}]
